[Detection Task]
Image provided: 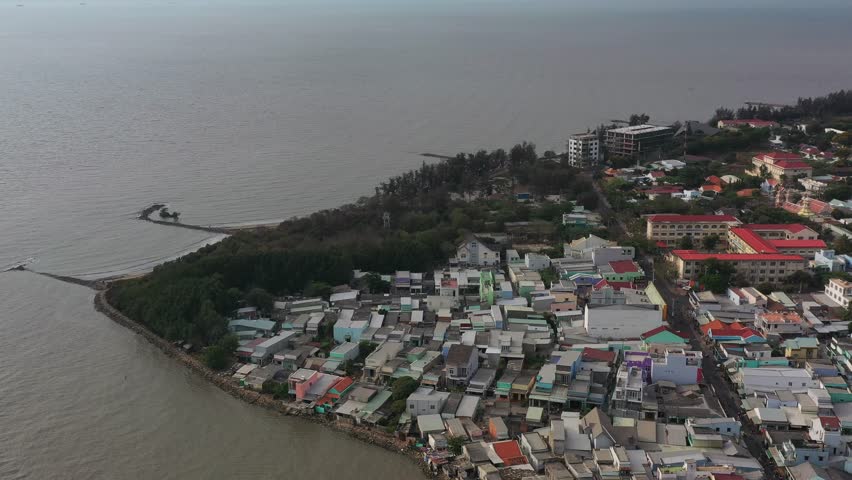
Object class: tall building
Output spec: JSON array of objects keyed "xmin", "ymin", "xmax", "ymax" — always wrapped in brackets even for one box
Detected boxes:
[
  {"xmin": 605, "ymin": 124, "xmax": 673, "ymax": 158},
  {"xmin": 645, "ymin": 214, "xmax": 742, "ymax": 247},
  {"xmin": 567, "ymin": 133, "xmax": 600, "ymax": 167},
  {"xmin": 667, "ymin": 250, "xmax": 806, "ymax": 285}
]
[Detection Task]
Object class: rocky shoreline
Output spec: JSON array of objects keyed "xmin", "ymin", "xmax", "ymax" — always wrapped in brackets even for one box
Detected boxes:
[{"xmin": 93, "ymin": 289, "xmax": 441, "ymax": 479}]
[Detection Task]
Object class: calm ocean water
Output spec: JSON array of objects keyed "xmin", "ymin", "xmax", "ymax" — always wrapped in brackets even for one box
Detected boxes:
[{"xmin": 0, "ymin": 1, "xmax": 850, "ymax": 478}]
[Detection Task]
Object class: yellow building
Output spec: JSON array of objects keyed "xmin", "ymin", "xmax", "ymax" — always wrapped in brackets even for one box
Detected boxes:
[
  {"xmin": 646, "ymin": 214, "xmax": 741, "ymax": 247},
  {"xmin": 668, "ymin": 250, "xmax": 806, "ymax": 285},
  {"xmin": 748, "ymin": 152, "xmax": 812, "ymax": 180}
]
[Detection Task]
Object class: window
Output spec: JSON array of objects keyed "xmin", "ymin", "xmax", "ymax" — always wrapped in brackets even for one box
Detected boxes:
[
  {"xmin": 430, "ymin": 405, "xmax": 435, "ymax": 410},
  {"xmin": 727, "ymin": 427, "xmax": 731, "ymax": 432},
  {"xmin": 788, "ymin": 382, "xmax": 793, "ymax": 387}
]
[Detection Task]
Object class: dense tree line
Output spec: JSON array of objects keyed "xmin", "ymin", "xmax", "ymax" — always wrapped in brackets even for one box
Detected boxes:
[
  {"xmin": 710, "ymin": 90, "xmax": 852, "ymax": 124},
  {"xmin": 110, "ymin": 141, "xmax": 586, "ymax": 347}
]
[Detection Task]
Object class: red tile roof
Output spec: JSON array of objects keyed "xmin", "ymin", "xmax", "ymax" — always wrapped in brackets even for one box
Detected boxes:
[
  {"xmin": 331, "ymin": 376, "xmax": 354, "ymax": 394},
  {"xmin": 701, "ymin": 185, "xmax": 723, "ymax": 193},
  {"xmin": 581, "ymin": 347, "xmax": 616, "ymax": 363},
  {"xmin": 644, "ymin": 186, "xmax": 684, "ymax": 194},
  {"xmin": 656, "ymin": 241, "xmax": 669, "ymax": 248},
  {"xmin": 491, "ymin": 440, "xmax": 527, "ymax": 466},
  {"xmin": 609, "ymin": 260, "xmax": 640, "ymax": 274},
  {"xmin": 712, "ymin": 474, "xmax": 746, "ymax": 480},
  {"xmin": 736, "ymin": 189, "xmax": 755, "ymax": 197},
  {"xmin": 650, "ymin": 171, "xmax": 666, "ymax": 178},
  {"xmin": 701, "ymin": 320, "xmax": 746, "ymax": 335},
  {"xmin": 755, "ymin": 151, "xmax": 803, "ymax": 161},
  {"xmin": 671, "ymin": 250, "xmax": 804, "ymax": 262},
  {"xmin": 706, "ymin": 175, "xmax": 723, "ymax": 185},
  {"xmin": 640, "ymin": 325, "xmax": 689, "ymax": 340},
  {"xmin": 774, "ymin": 159, "xmax": 812, "ymax": 169},
  {"xmin": 729, "ymin": 227, "xmax": 779, "ymax": 253},
  {"xmin": 819, "ymin": 416, "xmax": 841, "ymax": 430},
  {"xmin": 742, "ymin": 223, "xmax": 809, "ymax": 234},
  {"xmin": 593, "ymin": 279, "xmax": 635, "ymax": 291},
  {"xmin": 647, "ymin": 214, "xmax": 739, "ymax": 223},
  {"xmin": 709, "ymin": 327, "xmax": 763, "ymax": 339},
  {"xmin": 769, "ymin": 239, "xmax": 827, "ymax": 249}
]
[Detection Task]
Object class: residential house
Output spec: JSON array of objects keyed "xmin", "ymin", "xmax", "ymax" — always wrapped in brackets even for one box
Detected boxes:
[
  {"xmin": 754, "ymin": 311, "xmax": 804, "ymax": 336},
  {"xmin": 783, "ymin": 337, "xmax": 819, "ymax": 363},
  {"xmin": 446, "ymin": 344, "xmax": 479, "ymax": 388},
  {"xmin": 228, "ymin": 318, "xmax": 276, "ymax": 338},
  {"xmin": 362, "ymin": 341, "xmax": 404, "ymax": 383},
  {"xmin": 650, "ymin": 349, "xmax": 703, "ymax": 385},
  {"xmin": 407, "ymin": 387, "xmax": 451, "ymax": 417},
  {"xmin": 456, "ymin": 235, "xmax": 501, "ymax": 266},
  {"xmin": 825, "ymin": 278, "xmax": 852, "ymax": 308}
]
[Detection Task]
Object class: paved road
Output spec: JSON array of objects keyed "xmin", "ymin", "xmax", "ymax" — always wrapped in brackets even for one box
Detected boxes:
[
  {"xmin": 651, "ymin": 271, "xmax": 782, "ymax": 480},
  {"xmin": 586, "ymin": 177, "xmax": 782, "ymax": 479}
]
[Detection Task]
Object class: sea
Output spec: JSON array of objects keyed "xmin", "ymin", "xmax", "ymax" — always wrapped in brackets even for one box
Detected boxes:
[{"xmin": 1, "ymin": 1, "xmax": 850, "ymax": 478}]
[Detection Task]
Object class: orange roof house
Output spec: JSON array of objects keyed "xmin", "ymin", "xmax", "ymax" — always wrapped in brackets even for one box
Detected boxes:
[{"xmin": 491, "ymin": 440, "xmax": 528, "ymax": 466}]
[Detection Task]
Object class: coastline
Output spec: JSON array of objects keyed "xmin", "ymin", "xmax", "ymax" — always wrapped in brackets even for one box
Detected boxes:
[{"xmin": 92, "ymin": 289, "xmax": 439, "ymax": 479}]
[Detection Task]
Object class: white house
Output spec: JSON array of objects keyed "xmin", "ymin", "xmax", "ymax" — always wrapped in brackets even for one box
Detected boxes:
[
  {"xmin": 525, "ymin": 253, "xmax": 551, "ymax": 271},
  {"xmin": 407, "ymin": 387, "xmax": 451, "ymax": 417},
  {"xmin": 650, "ymin": 349, "xmax": 702, "ymax": 385},
  {"xmin": 738, "ymin": 368, "xmax": 819, "ymax": 394},
  {"xmin": 825, "ymin": 278, "xmax": 852, "ymax": 308},
  {"xmin": 456, "ymin": 235, "xmax": 501, "ymax": 266}
]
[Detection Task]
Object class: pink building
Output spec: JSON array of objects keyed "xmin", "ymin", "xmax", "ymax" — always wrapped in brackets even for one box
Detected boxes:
[{"xmin": 289, "ymin": 368, "xmax": 320, "ymax": 401}]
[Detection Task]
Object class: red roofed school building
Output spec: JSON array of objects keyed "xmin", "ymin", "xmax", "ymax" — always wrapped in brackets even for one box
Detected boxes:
[
  {"xmin": 747, "ymin": 152, "xmax": 812, "ymax": 181},
  {"xmin": 645, "ymin": 214, "xmax": 742, "ymax": 248},
  {"xmin": 727, "ymin": 224, "xmax": 825, "ymax": 259},
  {"xmin": 667, "ymin": 250, "xmax": 807, "ymax": 285}
]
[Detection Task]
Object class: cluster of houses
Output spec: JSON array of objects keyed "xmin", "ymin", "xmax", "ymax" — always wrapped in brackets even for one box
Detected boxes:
[
  {"xmin": 216, "ymin": 227, "xmax": 852, "ymax": 479},
  {"xmin": 685, "ymin": 282, "xmax": 852, "ymax": 478}
]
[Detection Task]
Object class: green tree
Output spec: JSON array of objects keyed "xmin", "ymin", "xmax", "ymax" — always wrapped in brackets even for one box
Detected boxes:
[
  {"xmin": 390, "ymin": 399, "xmax": 407, "ymax": 415},
  {"xmin": 391, "ymin": 377, "xmax": 420, "ymax": 401},
  {"xmin": 447, "ymin": 436, "xmax": 467, "ymax": 456},
  {"xmin": 834, "ymin": 236, "xmax": 852, "ymax": 255},
  {"xmin": 701, "ymin": 234, "xmax": 720, "ymax": 251},
  {"xmin": 203, "ymin": 345, "xmax": 228, "ymax": 370},
  {"xmin": 678, "ymin": 235, "xmax": 695, "ymax": 250},
  {"xmin": 363, "ymin": 272, "xmax": 390, "ymax": 294},
  {"xmin": 218, "ymin": 333, "xmax": 239, "ymax": 353},
  {"xmin": 628, "ymin": 113, "xmax": 650, "ymax": 126},
  {"xmin": 194, "ymin": 300, "xmax": 226, "ymax": 345},
  {"xmin": 304, "ymin": 281, "xmax": 332, "ymax": 298},
  {"xmin": 699, "ymin": 258, "xmax": 736, "ymax": 294},
  {"xmin": 245, "ymin": 287, "xmax": 275, "ymax": 313}
]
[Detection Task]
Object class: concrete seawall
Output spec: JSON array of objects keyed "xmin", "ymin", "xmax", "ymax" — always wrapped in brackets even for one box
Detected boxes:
[{"xmin": 92, "ymin": 290, "xmax": 438, "ymax": 478}]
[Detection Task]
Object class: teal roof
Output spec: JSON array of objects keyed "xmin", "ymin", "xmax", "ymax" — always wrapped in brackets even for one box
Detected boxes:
[
  {"xmin": 228, "ymin": 319, "xmax": 276, "ymax": 331},
  {"xmin": 784, "ymin": 337, "xmax": 819, "ymax": 349}
]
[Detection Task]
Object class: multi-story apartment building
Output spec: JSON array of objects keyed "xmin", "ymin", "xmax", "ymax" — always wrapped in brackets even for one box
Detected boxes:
[
  {"xmin": 567, "ymin": 133, "xmax": 600, "ymax": 167},
  {"xmin": 748, "ymin": 152, "xmax": 812, "ymax": 180},
  {"xmin": 668, "ymin": 250, "xmax": 806, "ymax": 285},
  {"xmin": 605, "ymin": 124, "xmax": 673, "ymax": 158},
  {"xmin": 825, "ymin": 278, "xmax": 852, "ymax": 308},
  {"xmin": 646, "ymin": 214, "xmax": 742, "ymax": 247}
]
